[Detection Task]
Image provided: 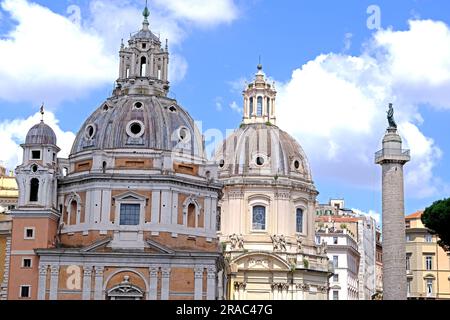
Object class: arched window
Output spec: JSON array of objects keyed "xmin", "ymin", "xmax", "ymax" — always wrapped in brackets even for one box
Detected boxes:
[
  {"xmin": 257, "ymin": 97, "xmax": 263, "ymax": 116},
  {"xmin": 187, "ymin": 204, "xmax": 196, "ymax": 228},
  {"xmin": 140, "ymin": 57, "xmax": 147, "ymax": 77},
  {"xmin": 70, "ymin": 200, "xmax": 77, "ymax": 225},
  {"xmin": 296, "ymin": 208, "xmax": 304, "ymax": 233},
  {"xmin": 267, "ymin": 98, "xmax": 271, "ymax": 115},
  {"xmin": 252, "ymin": 206, "xmax": 266, "ymax": 230},
  {"xmin": 249, "ymin": 97, "xmax": 254, "ymax": 116},
  {"xmin": 216, "ymin": 207, "xmax": 221, "ymax": 232},
  {"xmin": 102, "ymin": 161, "xmax": 107, "ymax": 174},
  {"xmin": 30, "ymin": 178, "xmax": 39, "ymax": 202}
]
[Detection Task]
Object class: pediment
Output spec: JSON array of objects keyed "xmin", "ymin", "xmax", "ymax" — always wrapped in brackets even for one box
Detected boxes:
[
  {"xmin": 112, "ymin": 191, "xmax": 148, "ymax": 201},
  {"xmin": 232, "ymin": 253, "xmax": 290, "ymax": 271}
]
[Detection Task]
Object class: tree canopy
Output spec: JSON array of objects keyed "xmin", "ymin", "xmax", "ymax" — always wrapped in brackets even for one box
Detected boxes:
[{"xmin": 421, "ymin": 198, "xmax": 450, "ymax": 251}]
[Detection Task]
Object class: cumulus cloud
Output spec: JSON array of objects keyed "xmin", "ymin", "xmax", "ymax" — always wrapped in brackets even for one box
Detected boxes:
[
  {"xmin": 0, "ymin": 0, "xmax": 116, "ymax": 105},
  {"xmin": 153, "ymin": 0, "xmax": 238, "ymax": 26},
  {"xmin": 0, "ymin": 111, "xmax": 75, "ymax": 170},
  {"xmin": 0, "ymin": 0, "xmax": 240, "ymax": 105},
  {"xmin": 276, "ymin": 20, "xmax": 450, "ymax": 199},
  {"xmin": 229, "ymin": 101, "xmax": 243, "ymax": 114},
  {"xmin": 352, "ymin": 208, "xmax": 381, "ymax": 228}
]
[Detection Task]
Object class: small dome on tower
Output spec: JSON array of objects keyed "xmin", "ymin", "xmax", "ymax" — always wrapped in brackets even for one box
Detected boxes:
[{"xmin": 25, "ymin": 121, "xmax": 57, "ymax": 145}]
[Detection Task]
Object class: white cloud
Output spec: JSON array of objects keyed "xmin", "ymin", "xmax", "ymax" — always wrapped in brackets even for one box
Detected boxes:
[
  {"xmin": 153, "ymin": 0, "xmax": 238, "ymax": 26},
  {"xmin": 0, "ymin": 0, "xmax": 116, "ymax": 105},
  {"xmin": 352, "ymin": 208, "xmax": 381, "ymax": 227},
  {"xmin": 229, "ymin": 101, "xmax": 242, "ymax": 114},
  {"xmin": 343, "ymin": 32, "xmax": 353, "ymax": 51},
  {"xmin": 277, "ymin": 19, "xmax": 450, "ymax": 199},
  {"xmin": 0, "ymin": 0, "xmax": 240, "ymax": 105},
  {"xmin": 0, "ymin": 111, "xmax": 75, "ymax": 170}
]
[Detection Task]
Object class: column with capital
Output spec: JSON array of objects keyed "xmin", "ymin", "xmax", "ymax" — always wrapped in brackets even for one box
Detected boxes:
[
  {"xmin": 37, "ymin": 264, "xmax": 48, "ymax": 300},
  {"xmin": 161, "ymin": 266, "xmax": 171, "ymax": 300},
  {"xmin": 82, "ymin": 266, "xmax": 93, "ymax": 300},
  {"xmin": 94, "ymin": 266, "xmax": 104, "ymax": 300},
  {"xmin": 148, "ymin": 265, "xmax": 159, "ymax": 300},
  {"xmin": 49, "ymin": 265, "xmax": 59, "ymax": 300},
  {"xmin": 194, "ymin": 266, "xmax": 204, "ymax": 300},
  {"xmin": 206, "ymin": 265, "xmax": 216, "ymax": 300}
]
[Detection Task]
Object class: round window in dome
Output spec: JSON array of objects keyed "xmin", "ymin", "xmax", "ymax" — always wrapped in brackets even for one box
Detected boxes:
[
  {"xmin": 178, "ymin": 127, "xmax": 191, "ymax": 143},
  {"xmin": 294, "ymin": 160, "xmax": 300, "ymax": 170},
  {"xmin": 31, "ymin": 164, "xmax": 38, "ymax": 173},
  {"xmin": 126, "ymin": 120, "xmax": 145, "ymax": 138},
  {"xmin": 256, "ymin": 157, "xmax": 265, "ymax": 166},
  {"xmin": 134, "ymin": 102, "xmax": 143, "ymax": 109},
  {"xmin": 219, "ymin": 159, "xmax": 225, "ymax": 168},
  {"xmin": 85, "ymin": 124, "xmax": 96, "ymax": 140}
]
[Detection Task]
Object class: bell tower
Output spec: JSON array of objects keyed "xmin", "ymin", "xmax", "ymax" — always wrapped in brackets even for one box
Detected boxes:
[
  {"xmin": 115, "ymin": 2, "xmax": 170, "ymax": 97},
  {"xmin": 242, "ymin": 64, "xmax": 277, "ymax": 125},
  {"xmin": 8, "ymin": 109, "xmax": 61, "ymax": 300}
]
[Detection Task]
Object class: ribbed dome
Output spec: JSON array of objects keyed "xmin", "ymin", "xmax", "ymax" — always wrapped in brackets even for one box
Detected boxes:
[
  {"xmin": 214, "ymin": 123, "xmax": 312, "ymax": 182},
  {"xmin": 25, "ymin": 122, "xmax": 57, "ymax": 145},
  {"xmin": 70, "ymin": 95, "xmax": 205, "ymax": 158}
]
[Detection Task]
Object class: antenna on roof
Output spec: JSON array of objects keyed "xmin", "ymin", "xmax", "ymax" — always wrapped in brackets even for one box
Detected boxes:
[{"xmin": 40, "ymin": 103, "xmax": 45, "ymax": 122}]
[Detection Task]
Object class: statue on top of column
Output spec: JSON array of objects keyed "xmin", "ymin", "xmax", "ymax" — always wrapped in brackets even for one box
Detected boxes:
[{"xmin": 387, "ymin": 103, "xmax": 397, "ymax": 129}]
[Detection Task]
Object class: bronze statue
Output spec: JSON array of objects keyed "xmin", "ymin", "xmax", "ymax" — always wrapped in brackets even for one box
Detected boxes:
[{"xmin": 387, "ymin": 103, "xmax": 397, "ymax": 129}]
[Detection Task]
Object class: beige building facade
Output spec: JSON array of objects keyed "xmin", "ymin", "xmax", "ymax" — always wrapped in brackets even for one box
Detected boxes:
[
  {"xmin": 406, "ymin": 211, "xmax": 450, "ymax": 300},
  {"xmin": 216, "ymin": 65, "xmax": 332, "ymax": 300}
]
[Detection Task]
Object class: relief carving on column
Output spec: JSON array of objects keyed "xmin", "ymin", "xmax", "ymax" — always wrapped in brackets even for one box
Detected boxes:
[
  {"xmin": 83, "ymin": 265, "xmax": 93, "ymax": 277},
  {"xmin": 149, "ymin": 266, "xmax": 159, "ymax": 277},
  {"xmin": 297, "ymin": 283, "xmax": 310, "ymax": 292},
  {"xmin": 194, "ymin": 266, "xmax": 204, "ymax": 279},
  {"xmin": 161, "ymin": 267, "xmax": 171, "ymax": 278},
  {"xmin": 207, "ymin": 266, "xmax": 216, "ymax": 279},
  {"xmin": 50, "ymin": 265, "xmax": 60, "ymax": 276},
  {"xmin": 95, "ymin": 266, "xmax": 104, "ymax": 276},
  {"xmin": 39, "ymin": 265, "xmax": 49, "ymax": 276}
]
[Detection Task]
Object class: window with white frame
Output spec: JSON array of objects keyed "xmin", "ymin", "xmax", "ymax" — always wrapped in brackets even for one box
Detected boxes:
[
  {"xmin": 333, "ymin": 273, "xmax": 339, "ymax": 282},
  {"xmin": 20, "ymin": 286, "xmax": 31, "ymax": 298},
  {"xmin": 252, "ymin": 206, "xmax": 266, "ymax": 231},
  {"xmin": 24, "ymin": 227, "xmax": 35, "ymax": 240},
  {"xmin": 407, "ymin": 279, "xmax": 411, "ymax": 296},
  {"xmin": 296, "ymin": 208, "xmax": 304, "ymax": 233},
  {"xmin": 426, "ymin": 279, "xmax": 433, "ymax": 297},
  {"xmin": 31, "ymin": 150, "xmax": 41, "ymax": 160},
  {"xmin": 425, "ymin": 256, "xmax": 433, "ymax": 271},
  {"xmin": 333, "ymin": 290, "xmax": 339, "ymax": 300},
  {"xmin": 406, "ymin": 254, "xmax": 411, "ymax": 271},
  {"xmin": 425, "ymin": 234, "xmax": 433, "ymax": 243},
  {"xmin": 22, "ymin": 258, "xmax": 32, "ymax": 268},
  {"xmin": 333, "ymin": 256, "xmax": 339, "ymax": 268},
  {"xmin": 119, "ymin": 204, "xmax": 140, "ymax": 226},
  {"xmin": 333, "ymin": 236, "xmax": 338, "ymax": 245}
]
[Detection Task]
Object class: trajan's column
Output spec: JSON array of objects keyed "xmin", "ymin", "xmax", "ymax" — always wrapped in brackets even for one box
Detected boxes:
[{"xmin": 375, "ymin": 104, "xmax": 410, "ymax": 300}]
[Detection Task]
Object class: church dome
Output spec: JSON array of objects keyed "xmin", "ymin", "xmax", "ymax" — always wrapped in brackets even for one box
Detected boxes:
[
  {"xmin": 70, "ymin": 95, "xmax": 205, "ymax": 158},
  {"xmin": 25, "ymin": 121, "xmax": 57, "ymax": 145},
  {"xmin": 215, "ymin": 123, "xmax": 312, "ymax": 182}
]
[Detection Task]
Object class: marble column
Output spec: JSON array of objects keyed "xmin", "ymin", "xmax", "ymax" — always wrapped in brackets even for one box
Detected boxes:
[
  {"xmin": 82, "ymin": 265, "xmax": 93, "ymax": 300},
  {"xmin": 206, "ymin": 266, "xmax": 216, "ymax": 300},
  {"xmin": 148, "ymin": 266, "xmax": 159, "ymax": 300},
  {"xmin": 37, "ymin": 264, "xmax": 48, "ymax": 300},
  {"xmin": 194, "ymin": 266, "xmax": 204, "ymax": 300},
  {"xmin": 161, "ymin": 267, "xmax": 171, "ymax": 300},
  {"xmin": 94, "ymin": 266, "xmax": 104, "ymax": 300},
  {"xmin": 49, "ymin": 265, "xmax": 59, "ymax": 300}
]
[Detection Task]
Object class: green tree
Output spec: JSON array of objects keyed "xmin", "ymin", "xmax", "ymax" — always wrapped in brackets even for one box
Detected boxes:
[{"xmin": 421, "ymin": 198, "xmax": 450, "ymax": 251}]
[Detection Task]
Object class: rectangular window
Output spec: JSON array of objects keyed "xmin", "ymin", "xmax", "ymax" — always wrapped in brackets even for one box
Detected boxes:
[
  {"xmin": 425, "ymin": 234, "xmax": 433, "ymax": 243},
  {"xmin": 407, "ymin": 280, "xmax": 411, "ymax": 297},
  {"xmin": 333, "ymin": 237, "xmax": 338, "ymax": 245},
  {"xmin": 24, "ymin": 228, "xmax": 35, "ymax": 240},
  {"xmin": 406, "ymin": 254, "xmax": 411, "ymax": 271},
  {"xmin": 426, "ymin": 279, "xmax": 433, "ymax": 297},
  {"xmin": 119, "ymin": 204, "xmax": 140, "ymax": 226},
  {"xmin": 333, "ymin": 274, "xmax": 339, "ymax": 282},
  {"xmin": 406, "ymin": 235, "xmax": 411, "ymax": 242},
  {"xmin": 296, "ymin": 209, "xmax": 303, "ymax": 233},
  {"xmin": 252, "ymin": 206, "xmax": 266, "ymax": 231},
  {"xmin": 315, "ymin": 236, "xmax": 321, "ymax": 245},
  {"xmin": 333, "ymin": 256, "xmax": 339, "ymax": 268},
  {"xmin": 31, "ymin": 150, "xmax": 41, "ymax": 160},
  {"xmin": 22, "ymin": 259, "xmax": 32, "ymax": 268},
  {"xmin": 425, "ymin": 256, "xmax": 433, "ymax": 270},
  {"xmin": 216, "ymin": 207, "xmax": 221, "ymax": 232},
  {"xmin": 333, "ymin": 290, "xmax": 339, "ymax": 300},
  {"xmin": 20, "ymin": 286, "xmax": 31, "ymax": 298}
]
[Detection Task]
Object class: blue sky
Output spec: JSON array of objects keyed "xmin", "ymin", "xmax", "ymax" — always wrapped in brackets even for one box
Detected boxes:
[{"xmin": 1, "ymin": 0, "xmax": 450, "ymax": 225}]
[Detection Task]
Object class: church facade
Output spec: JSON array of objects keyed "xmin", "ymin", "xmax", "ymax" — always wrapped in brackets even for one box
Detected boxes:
[
  {"xmin": 6, "ymin": 7, "xmax": 223, "ymax": 301},
  {"xmin": 215, "ymin": 66, "xmax": 332, "ymax": 300}
]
